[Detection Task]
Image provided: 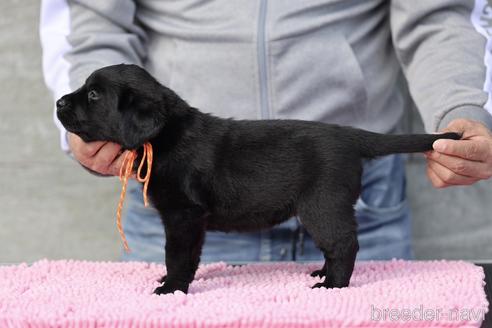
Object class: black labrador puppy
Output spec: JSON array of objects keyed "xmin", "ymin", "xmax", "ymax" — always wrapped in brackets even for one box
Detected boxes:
[{"xmin": 56, "ymin": 64, "xmax": 460, "ymax": 295}]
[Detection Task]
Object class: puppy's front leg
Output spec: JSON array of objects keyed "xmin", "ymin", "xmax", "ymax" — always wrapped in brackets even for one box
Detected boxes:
[{"xmin": 154, "ymin": 209, "xmax": 205, "ymax": 295}]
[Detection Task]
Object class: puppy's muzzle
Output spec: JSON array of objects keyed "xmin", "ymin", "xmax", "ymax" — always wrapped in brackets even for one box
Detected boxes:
[
  {"xmin": 56, "ymin": 97, "xmax": 69, "ymax": 109},
  {"xmin": 56, "ymin": 96, "xmax": 76, "ymax": 129}
]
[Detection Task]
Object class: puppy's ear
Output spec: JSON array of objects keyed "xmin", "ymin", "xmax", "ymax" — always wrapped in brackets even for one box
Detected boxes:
[{"xmin": 119, "ymin": 90, "xmax": 165, "ymax": 150}]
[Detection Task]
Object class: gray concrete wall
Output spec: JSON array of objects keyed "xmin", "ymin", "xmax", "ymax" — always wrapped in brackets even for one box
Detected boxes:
[
  {"xmin": 1, "ymin": 0, "xmax": 121, "ymax": 263},
  {"xmin": 1, "ymin": 0, "xmax": 491, "ymax": 263}
]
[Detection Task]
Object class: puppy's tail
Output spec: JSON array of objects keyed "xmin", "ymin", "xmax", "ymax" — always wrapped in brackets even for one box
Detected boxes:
[{"xmin": 356, "ymin": 130, "xmax": 461, "ymax": 158}]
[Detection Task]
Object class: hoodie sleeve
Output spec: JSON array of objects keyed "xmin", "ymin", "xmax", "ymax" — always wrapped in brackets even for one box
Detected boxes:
[
  {"xmin": 40, "ymin": 0, "xmax": 147, "ymax": 152},
  {"xmin": 390, "ymin": 0, "xmax": 492, "ymax": 132}
]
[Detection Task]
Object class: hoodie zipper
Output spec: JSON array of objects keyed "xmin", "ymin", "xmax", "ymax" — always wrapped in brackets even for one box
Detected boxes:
[
  {"xmin": 257, "ymin": 0, "xmax": 272, "ymax": 261},
  {"xmin": 257, "ymin": 0, "xmax": 270, "ymax": 120}
]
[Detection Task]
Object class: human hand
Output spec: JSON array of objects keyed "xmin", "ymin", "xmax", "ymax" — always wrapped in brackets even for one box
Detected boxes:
[
  {"xmin": 67, "ymin": 132, "xmax": 129, "ymax": 176},
  {"xmin": 425, "ymin": 119, "xmax": 492, "ymax": 188}
]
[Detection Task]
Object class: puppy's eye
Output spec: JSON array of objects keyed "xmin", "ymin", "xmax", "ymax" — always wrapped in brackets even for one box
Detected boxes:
[{"xmin": 88, "ymin": 90, "xmax": 99, "ymax": 101}]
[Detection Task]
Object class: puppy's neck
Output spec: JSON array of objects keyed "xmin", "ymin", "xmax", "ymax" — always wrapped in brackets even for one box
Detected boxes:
[{"xmin": 145, "ymin": 105, "xmax": 206, "ymax": 159}]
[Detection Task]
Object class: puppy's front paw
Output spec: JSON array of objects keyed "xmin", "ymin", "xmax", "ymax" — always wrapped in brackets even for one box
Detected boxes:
[
  {"xmin": 153, "ymin": 285, "xmax": 175, "ymax": 295},
  {"xmin": 310, "ymin": 269, "xmax": 325, "ymax": 278},
  {"xmin": 153, "ymin": 281, "xmax": 189, "ymax": 295}
]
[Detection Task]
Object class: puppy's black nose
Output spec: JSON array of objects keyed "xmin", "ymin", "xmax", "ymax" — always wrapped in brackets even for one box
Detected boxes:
[{"xmin": 56, "ymin": 97, "xmax": 68, "ymax": 109}]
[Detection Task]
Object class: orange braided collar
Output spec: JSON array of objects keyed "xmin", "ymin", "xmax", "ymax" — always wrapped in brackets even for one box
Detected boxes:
[{"xmin": 117, "ymin": 142, "xmax": 153, "ymax": 252}]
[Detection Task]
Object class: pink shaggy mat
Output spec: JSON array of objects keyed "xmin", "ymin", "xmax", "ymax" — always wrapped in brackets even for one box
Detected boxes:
[{"xmin": 0, "ymin": 260, "xmax": 488, "ymax": 327}]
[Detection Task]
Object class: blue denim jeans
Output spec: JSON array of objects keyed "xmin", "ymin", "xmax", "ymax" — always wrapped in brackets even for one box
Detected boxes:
[{"xmin": 121, "ymin": 154, "xmax": 413, "ymax": 263}]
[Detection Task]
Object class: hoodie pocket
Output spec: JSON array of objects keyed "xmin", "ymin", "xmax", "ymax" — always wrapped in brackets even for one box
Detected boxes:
[{"xmin": 269, "ymin": 31, "xmax": 368, "ymax": 125}]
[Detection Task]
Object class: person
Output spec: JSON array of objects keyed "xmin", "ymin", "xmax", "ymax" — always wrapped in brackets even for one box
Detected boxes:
[{"xmin": 40, "ymin": 0, "xmax": 492, "ymax": 263}]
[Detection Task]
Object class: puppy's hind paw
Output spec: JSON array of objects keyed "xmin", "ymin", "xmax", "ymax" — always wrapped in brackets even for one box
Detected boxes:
[
  {"xmin": 311, "ymin": 279, "xmax": 334, "ymax": 289},
  {"xmin": 311, "ymin": 282, "xmax": 326, "ymax": 289}
]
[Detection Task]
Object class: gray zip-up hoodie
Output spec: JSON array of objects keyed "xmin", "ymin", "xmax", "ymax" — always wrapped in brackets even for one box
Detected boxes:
[{"xmin": 41, "ymin": 0, "xmax": 492, "ymax": 152}]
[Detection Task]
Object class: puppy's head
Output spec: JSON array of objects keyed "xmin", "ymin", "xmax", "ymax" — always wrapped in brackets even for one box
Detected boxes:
[{"xmin": 56, "ymin": 64, "xmax": 176, "ymax": 149}]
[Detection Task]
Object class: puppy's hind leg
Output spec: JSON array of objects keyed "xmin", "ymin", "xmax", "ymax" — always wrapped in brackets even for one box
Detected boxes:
[
  {"xmin": 310, "ymin": 254, "xmax": 327, "ymax": 278},
  {"xmin": 299, "ymin": 195, "xmax": 359, "ymax": 289},
  {"xmin": 313, "ymin": 233, "xmax": 358, "ymax": 289}
]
